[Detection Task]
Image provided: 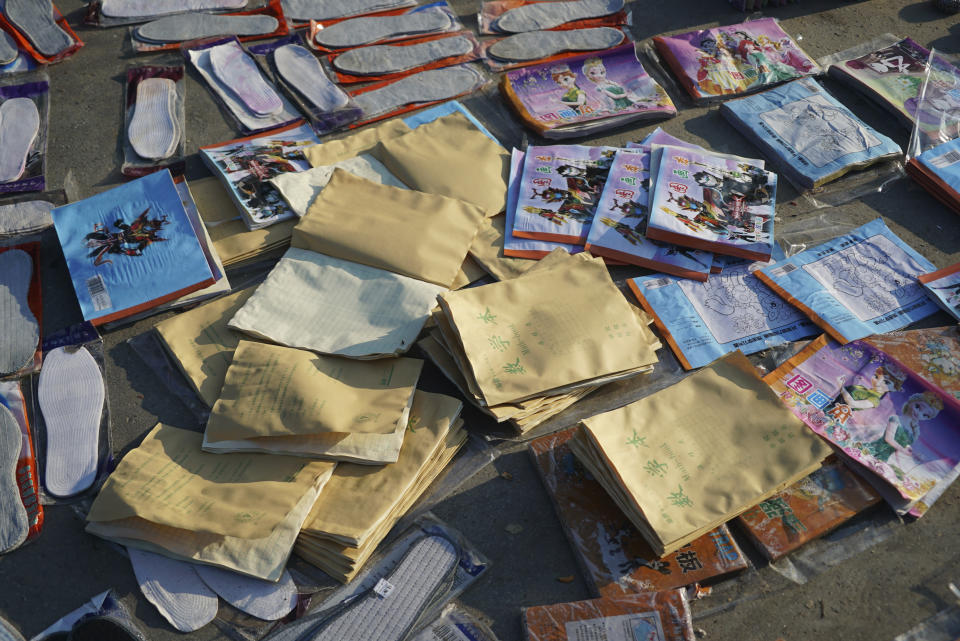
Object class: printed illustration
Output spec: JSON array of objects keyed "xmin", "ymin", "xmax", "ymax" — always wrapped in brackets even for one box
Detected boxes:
[
  {"xmin": 84, "ymin": 208, "xmax": 169, "ymax": 266},
  {"xmin": 921, "ymin": 267, "xmax": 960, "ymax": 319}
]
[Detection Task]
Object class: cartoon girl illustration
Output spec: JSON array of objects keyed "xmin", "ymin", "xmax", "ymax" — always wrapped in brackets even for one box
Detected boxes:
[
  {"xmin": 695, "ymin": 36, "xmax": 746, "ymax": 96},
  {"xmin": 735, "ymin": 32, "xmax": 797, "ymax": 85},
  {"xmin": 582, "ymin": 57, "xmax": 636, "ymax": 112},
  {"xmin": 861, "ymin": 391, "xmax": 945, "ymax": 477},
  {"xmin": 551, "ymin": 64, "xmax": 587, "ymax": 115},
  {"xmin": 835, "ymin": 365, "xmax": 906, "ymax": 411}
]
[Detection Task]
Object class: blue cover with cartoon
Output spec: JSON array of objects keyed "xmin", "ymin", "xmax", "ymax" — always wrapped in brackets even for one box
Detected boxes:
[
  {"xmin": 917, "ymin": 137, "xmax": 960, "ymax": 194},
  {"xmin": 754, "ymin": 218, "xmax": 938, "ymax": 344},
  {"xmin": 720, "ymin": 78, "xmax": 902, "ymax": 189},
  {"xmin": 628, "ymin": 247, "xmax": 817, "ymax": 369},
  {"xmin": 51, "ymin": 170, "xmax": 215, "ymax": 324}
]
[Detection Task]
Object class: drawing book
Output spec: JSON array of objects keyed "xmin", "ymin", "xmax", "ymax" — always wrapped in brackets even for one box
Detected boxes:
[
  {"xmin": 500, "ymin": 43, "xmax": 676, "ymax": 139},
  {"xmin": 721, "ymin": 77, "xmax": 902, "ymax": 190},
  {"xmin": 646, "ymin": 144, "xmax": 776, "ymax": 261},
  {"xmin": 512, "ymin": 144, "xmax": 617, "ymax": 244},
  {"xmin": 652, "ymin": 18, "xmax": 819, "ymax": 102},
  {"xmin": 754, "ymin": 218, "xmax": 938, "ymax": 344},
  {"xmin": 584, "ymin": 147, "xmax": 713, "ymax": 280},
  {"xmin": 918, "ymin": 263, "xmax": 960, "ymax": 321},
  {"xmin": 628, "ymin": 247, "xmax": 817, "ymax": 370},
  {"xmin": 528, "ymin": 428, "xmax": 749, "ymax": 597},
  {"xmin": 764, "ymin": 335, "xmax": 960, "ymax": 516},
  {"xmin": 200, "ymin": 121, "xmax": 318, "ymax": 231},
  {"xmin": 735, "ymin": 458, "xmax": 881, "ymax": 561},
  {"xmin": 50, "ymin": 170, "xmax": 216, "ymax": 325}
]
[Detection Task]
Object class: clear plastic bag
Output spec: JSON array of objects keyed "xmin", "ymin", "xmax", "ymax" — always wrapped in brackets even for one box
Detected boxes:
[
  {"xmin": 120, "ymin": 61, "xmax": 187, "ymax": 178},
  {"xmin": 0, "ymin": 73, "xmax": 49, "ymax": 194}
]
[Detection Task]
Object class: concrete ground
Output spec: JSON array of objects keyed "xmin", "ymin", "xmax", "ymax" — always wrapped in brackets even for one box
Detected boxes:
[{"xmin": 1, "ymin": 0, "xmax": 960, "ymax": 640}]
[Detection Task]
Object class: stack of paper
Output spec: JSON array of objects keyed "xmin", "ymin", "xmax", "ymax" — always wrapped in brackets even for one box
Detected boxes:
[
  {"xmin": 294, "ymin": 391, "xmax": 466, "ymax": 582},
  {"xmin": 570, "ymin": 352, "xmax": 832, "ymax": 556},
  {"xmin": 906, "ymin": 139, "xmax": 960, "ymax": 217}
]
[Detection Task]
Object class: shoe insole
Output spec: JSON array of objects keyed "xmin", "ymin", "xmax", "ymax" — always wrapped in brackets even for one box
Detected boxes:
[
  {"xmin": 209, "ymin": 43, "xmax": 284, "ymax": 116},
  {"xmin": 333, "ymin": 34, "xmax": 473, "ymax": 76},
  {"xmin": 0, "ymin": 249, "xmax": 39, "ymax": 377},
  {"xmin": 487, "ymin": 26, "xmax": 624, "ymax": 61},
  {"xmin": 4, "ymin": 0, "xmax": 73, "ymax": 57},
  {"xmin": 0, "ymin": 616, "xmax": 25, "ymax": 641},
  {"xmin": 314, "ymin": 8, "xmax": 452, "ymax": 48},
  {"xmin": 128, "ymin": 78, "xmax": 179, "ymax": 161},
  {"xmin": 0, "ymin": 98, "xmax": 40, "ymax": 183},
  {"xmin": 195, "ymin": 565, "xmax": 297, "ymax": 621},
  {"xmin": 67, "ymin": 617, "xmax": 140, "ymax": 641},
  {"xmin": 494, "ymin": 0, "xmax": 624, "ymax": 33},
  {"xmin": 282, "ymin": 0, "xmax": 409, "ymax": 21},
  {"xmin": 128, "ymin": 547, "xmax": 219, "ymax": 632},
  {"xmin": 0, "ymin": 30, "xmax": 18, "ymax": 65},
  {"xmin": 37, "ymin": 346, "xmax": 105, "ymax": 498},
  {"xmin": 101, "ymin": 0, "xmax": 248, "ymax": 19},
  {"xmin": 274, "ymin": 44, "xmax": 348, "ymax": 112},
  {"xmin": 136, "ymin": 13, "xmax": 278, "ymax": 44},
  {"xmin": 0, "ymin": 200, "xmax": 54, "ymax": 237},
  {"xmin": 0, "ymin": 405, "xmax": 28, "ymax": 555},
  {"xmin": 353, "ymin": 66, "xmax": 482, "ymax": 118}
]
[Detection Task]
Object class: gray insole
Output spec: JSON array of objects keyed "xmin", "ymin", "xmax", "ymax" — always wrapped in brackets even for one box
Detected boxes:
[
  {"xmin": 333, "ymin": 34, "xmax": 473, "ymax": 76},
  {"xmin": 0, "ymin": 30, "xmax": 18, "ymax": 65},
  {"xmin": 135, "ymin": 13, "xmax": 278, "ymax": 43},
  {"xmin": 282, "ymin": 0, "xmax": 410, "ymax": 21},
  {"xmin": 0, "ymin": 200, "xmax": 54, "ymax": 237},
  {"xmin": 494, "ymin": 0, "xmax": 624, "ymax": 33},
  {"xmin": 354, "ymin": 66, "xmax": 481, "ymax": 117},
  {"xmin": 4, "ymin": 0, "xmax": 73, "ymax": 57},
  {"xmin": 0, "ymin": 404, "xmax": 28, "ymax": 555},
  {"xmin": 0, "ymin": 250, "xmax": 39, "ymax": 376},
  {"xmin": 128, "ymin": 78, "xmax": 179, "ymax": 160},
  {"xmin": 0, "ymin": 97, "xmax": 40, "ymax": 183},
  {"xmin": 101, "ymin": 0, "xmax": 249, "ymax": 19},
  {"xmin": 274, "ymin": 43, "xmax": 349, "ymax": 111},
  {"xmin": 487, "ymin": 26, "xmax": 624, "ymax": 62},
  {"xmin": 313, "ymin": 8, "xmax": 452, "ymax": 48}
]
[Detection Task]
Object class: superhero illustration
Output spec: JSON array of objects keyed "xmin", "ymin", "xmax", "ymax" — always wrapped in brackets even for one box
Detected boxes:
[
  {"xmin": 213, "ymin": 140, "xmax": 309, "ymax": 220},
  {"xmin": 84, "ymin": 208, "xmax": 169, "ymax": 266}
]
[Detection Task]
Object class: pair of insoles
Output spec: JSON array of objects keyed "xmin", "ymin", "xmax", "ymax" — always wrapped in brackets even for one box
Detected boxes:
[
  {"xmin": 313, "ymin": 7, "xmax": 452, "ymax": 49},
  {"xmin": 353, "ymin": 66, "xmax": 482, "ymax": 117},
  {"xmin": 4, "ymin": 0, "xmax": 73, "ymax": 57},
  {"xmin": 208, "ymin": 43, "xmax": 284, "ymax": 116},
  {"xmin": 0, "ymin": 250, "xmax": 39, "ymax": 377},
  {"xmin": 487, "ymin": 27, "xmax": 624, "ymax": 61},
  {"xmin": 274, "ymin": 44, "xmax": 348, "ymax": 112},
  {"xmin": 101, "ymin": 0, "xmax": 248, "ymax": 19},
  {"xmin": 0, "ymin": 98, "xmax": 40, "ymax": 184},
  {"xmin": 135, "ymin": 13, "xmax": 278, "ymax": 44},
  {"xmin": 128, "ymin": 78, "xmax": 180, "ymax": 161},
  {"xmin": 129, "ymin": 548, "xmax": 298, "ymax": 632},
  {"xmin": 493, "ymin": 0, "xmax": 624, "ymax": 32},
  {"xmin": 333, "ymin": 34, "xmax": 473, "ymax": 76},
  {"xmin": 282, "ymin": 0, "xmax": 410, "ymax": 21}
]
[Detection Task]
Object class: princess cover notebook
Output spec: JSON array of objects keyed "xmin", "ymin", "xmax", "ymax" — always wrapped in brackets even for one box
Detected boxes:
[
  {"xmin": 51, "ymin": 170, "xmax": 216, "ymax": 325},
  {"xmin": 721, "ymin": 77, "xmax": 902, "ymax": 190},
  {"xmin": 500, "ymin": 43, "xmax": 676, "ymax": 139},
  {"xmin": 918, "ymin": 263, "xmax": 960, "ymax": 321},
  {"xmin": 584, "ymin": 147, "xmax": 713, "ymax": 279},
  {"xmin": 653, "ymin": 18, "xmax": 818, "ymax": 102},
  {"xmin": 754, "ymin": 218, "xmax": 938, "ymax": 344},
  {"xmin": 646, "ymin": 145, "xmax": 776, "ymax": 261},
  {"xmin": 629, "ymin": 247, "xmax": 817, "ymax": 370},
  {"xmin": 512, "ymin": 144, "xmax": 617, "ymax": 244}
]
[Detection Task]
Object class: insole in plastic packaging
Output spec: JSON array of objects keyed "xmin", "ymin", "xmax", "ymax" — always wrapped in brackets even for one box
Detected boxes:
[
  {"xmin": 37, "ymin": 346, "xmax": 105, "ymax": 498},
  {"xmin": 101, "ymin": 0, "xmax": 248, "ymax": 19},
  {"xmin": 128, "ymin": 78, "xmax": 180, "ymax": 161},
  {"xmin": 0, "ymin": 405, "xmax": 28, "ymax": 555},
  {"xmin": 195, "ymin": 565, "xmax": 297, "ymax": 621},
  {"xmin": 487, "ymin": 26, "xmax": 624, "ymax": 62},
  {"xmin": 494, "ymin": 0, "xmax": 624, "ymax": 33},
  {"xmin": 354, "ymin": 66, "xmax": 482, "ymax": 118},
  {"xmin": 128, "ymin": 547, "xmax": 219, "ymax": 632},
  {"xmin": 209, "ymin": 43, "xmax": 284, "ymax": 116},
  {"xmin": 0, "ymin": 30, "xmax": 18, "ymax": 65},
  {"xmin": 282, "ymin": 0, "xmax": 410, "ymax": 22},
  {"xmin": 4, "ymin": 0, "xmax": 73, "ymax": 57},
  {"xmin": 0, "ymin": 200, "xmax": 53, "ymax": 238},
  {"xmin": 0, "ymin": 98, "xmax": 40, "ymax": 183},
  {"xmin": 274, "ymin": 44, "xmax": 349, "ymax": 112},
  {"xmin": 333, "ymin": 35, "xmax": 473, "ymax": 76},
  {"xmin": 135, "ymin": 13, "xmax": 278, "ymax": 43},
  {"xmin": 313, "ymin": 8, "xmax": 452, "ymax": 49},
  {"xmin": 0, "ymin": 250, "xmax": 39, "ymax": 376}
]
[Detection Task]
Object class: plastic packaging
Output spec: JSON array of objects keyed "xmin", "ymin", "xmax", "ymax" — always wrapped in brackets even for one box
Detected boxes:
[
  {"xmin": 480, "ymin": 28, "xmax": 631, "ymax": 73},
  {"xmin": 0, "ymin": 73, "xmax": 49, "ymax": 194},
  {"xmin": 85, "ymin": 0, "xmax": 269, "ymax": 28},
  {"xmin": 906, "ymin": 49, "xmax": 960, "ymax": 160},
  {"xmin": 478, "ymin": 0, "xmax": 630, "ymax": 36},
  {"xmin": 0, "ymin": 30, "xmax": 42, "ymax": 77},
  {"xmin": 30, "ymin": 590, "xmax": 147, "ymax": 641},
  {"xmin": 409, "ymin": 603, "xmax": 500, "ymax": 641},
  {"xmin": 286, "ymin": 0, "xmax": 418, "ymax": 30},
  {"xmin": 0, "ymin": 379, "xmax": 43, "ymax": 551},
  {"xmin": 0, "ymin": 189, "xmax": 66, "ymax": 242},
  {"xmin": 120, "ymin": 62, "xmax": 187, "ymax": 178},
  {"xmin": 0, "ymin": 2, "xmax": 82, "ymax": 64},
  {"xmin": 0, "ymin": 242, "xmax": 42, "ymax": 380},
  {"xmin": 307, "ymin": 2, "xmax": 462, "ymax": 54}
]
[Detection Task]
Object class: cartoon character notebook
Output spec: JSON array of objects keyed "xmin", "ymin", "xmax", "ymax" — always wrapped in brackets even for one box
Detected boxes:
[
  {"xmin": 628, "ymin": 248, "xmax": 816, "ymax": 370},
  {"xmin": 721, "ymin": 77, "xmax": 903, "ymax": 189},
  {"xmin": 646, "ymin": 145, "xmax": 776, "ymax": 261},
  {"xmin": 51, "ymin": 170, "xmax": 216, "ymax": 325},
  {"xmin": 653, "ymin": 18, "xmax": 819, "ymax": 101},
  {"xmin": 755, "ymin": 218, "xmax": 938, "ymax": 344},
  {"xmin": 200, "ymin": 121, "xmax": 318, "ymax": 231},
  {"xmin": 918, "ymin": 263, "xmax": 960, "ymax": 321},
  {"xmin": 501, "ymin": 43, "xmax": 677, "ymax": 139},
  {"xmin": 584, "ymin": 148, "xmax": 713, "ymax": 280},
  {"xmin": 764, "ymin": 335, "xmax": 960, "ymax": 516},
  {"xmin": 864, "ymin": 327, "xmax": 960, "ymax": 403}
]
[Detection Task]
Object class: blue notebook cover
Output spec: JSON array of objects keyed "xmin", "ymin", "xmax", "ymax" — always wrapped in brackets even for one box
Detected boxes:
[
  {"xmin": 720, "ymin": 78, "xmax": 902, "ymax": 189},
  {"xmin": 51, "ymin": 170, "xmax": 215, "ymax": 325},
  {"xmin": 629, "ymin": 247, "xmax": 816, "ymax": 369},
  {"xmin": 918, "ymin": 137, "xmax": 960, "ymax": 193},
  {"xmin": 755, "ymin": 218, "xmax": 938, "ymax": 343}
]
